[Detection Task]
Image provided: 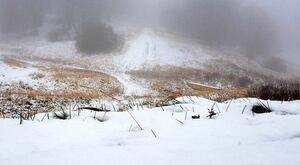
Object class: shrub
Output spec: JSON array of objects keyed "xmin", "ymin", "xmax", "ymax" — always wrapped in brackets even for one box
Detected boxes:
[
  {"xmin": 235, "ymin": 76, "xmax": 253, "ymax": 87},
  {"xmin": 252, "ymin": 103, "xmax": 272, "ymax": 114},
  {"xmin": 75, "ymin": 22, "xmax": 122, "ymax": 54},
  {"xmin": 53, "ymin": 110, "xmax": 69, "ymax": 120},
  {"xmin": 248, "ymin": 81, "xmax": 300, "ymax": 101}
]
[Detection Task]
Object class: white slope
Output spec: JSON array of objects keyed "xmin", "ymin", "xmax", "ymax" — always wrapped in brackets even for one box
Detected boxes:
[
  {"xmin": 112, "ymin": 73, "xmax": 151, "ymax": 96},
  {"xmin": 0, "ymin": 59, "xmax": 54, "ymax": 90},
  {"xmin": 0, "ymin": 60, "xmax": 37, "ymax": 85},
  {"xmin": 114, "ymin": 29, "xmax": 212, "ymax": 70},
  {"xmin": 1, "ymin": 97, "xmax": 300, "ymax": 165},
  {"xmin": 0, "ymin": 28, "xmax": 214, "ymax": 95},
  {"xmin": 106, "ymin": 29, "xmax": 215, "ymax": 95},
  {"xmin": 0, "ymin": 27, "xmax": 298, "ymax": 95}
]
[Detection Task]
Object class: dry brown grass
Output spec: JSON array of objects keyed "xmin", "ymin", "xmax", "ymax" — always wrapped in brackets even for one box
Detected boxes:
[
  {"xmin": 0, "ymin": 54, "xmax": 124, "ymax": 99},
  {"xmin": 45, "ymin": 67, "xmax": 124, "ymax": 97},
  {"xmin": 3, "ymin": 89, "xmax": 108, "ymax": 100},
  {"xmin": 50, "ymin": 67, "xmax": 114, "ymax": 81},
  {"xmin": 0, "ymin": 54, "xmax": 257, "ymax": 102},
  {"xmin": 128, "ymin": 66, "xmax": 251, "ymax": 101},
  {"xmin": 212, "ymin": 88, "xmax": 249, "ymax": 101},
  {"xmin": 30, "ymin": 73, "xmax": 45, "ymax": 80},
  {"xmin": 127, "ymin": 66, "xmax": 204, "ymax": 81},
  {"xmin": 1, "ymin": 56, "xmax": 29, "ymax": 68},
  {"xmin": 0, "ymin": 63, "xmax": 123, "ymax": 100},
  {"xmin": 39, "ymin": 68, "xmax": 124, "ymax": 98},
  {"xmin": 128, "ymin": 59, "xmax": 275, "ymax": 88}
]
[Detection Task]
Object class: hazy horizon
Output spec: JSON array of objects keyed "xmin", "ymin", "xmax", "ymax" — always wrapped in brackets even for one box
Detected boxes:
[{"xmin": 0, "ymin": 0, "xmax": 299, "ymax": 66}]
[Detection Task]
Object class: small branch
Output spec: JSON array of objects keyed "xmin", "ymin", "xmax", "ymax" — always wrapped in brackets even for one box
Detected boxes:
[
  {"xmin": 19, "ymin": 112, "xmax": 23, "ymax": 125},
  {"xmin": 77, "ymin": 107, "xmax": 110, "ymax": 112},
  {"xmin": 241, "ymin": 105, "xmax": 247, "ymax": 114},
  {"xmin": 175, "ymin": 119, "xmax": 184, "ymax": 125},
  {"xmin": 215, "ymin": 103, "xmax": 221, "ymax": 113},
  {"xmin": 41, "ymin": 113, "xmax": 47, "ymax": 122},
  {"xmin": 225, "ymin": 100, "xmax": 232, "ymax": 112},
  {"xmin": 151, "ymin": 129, "xmax": 157, "ymax": 138},
  {"xmin": 127, "ymin": 110, "xmax": 143, "ymax": 130}
]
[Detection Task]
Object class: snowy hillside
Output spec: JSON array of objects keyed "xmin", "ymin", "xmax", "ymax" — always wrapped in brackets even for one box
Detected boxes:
[
  {"xmin": 1, "ymin": 97, "xmax": 300, "ymax": 165},
  {"xmin": 1, "ymin": 1, "xmax": 300, "ymax": 165},
  {"xmin": 0, "ymin": 27, "xmax": 299, "ymax": 98},
  {"xmin": 0, "ymin": 28, "xmax": 214, "ymax": 96},
  {"xmin": 0, "ymin": 59, "xmax": 37, "ymax": 84},
  {"xmin": 114, "ymin": 29, "xmax": 213, "ymax": 70}
]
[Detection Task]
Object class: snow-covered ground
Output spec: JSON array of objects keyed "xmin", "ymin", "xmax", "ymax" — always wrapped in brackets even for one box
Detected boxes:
[
  {"xmin": 114, "ymin": 29, "xmax": 212, "ymax": 70},
  {"xmin": 0, "ymin": 58, "xmax": 55, "ymax": 90},
  {"xmin": 0, "ymin": 60, "xmax": 36, "ymax": 84},
  {"xmin": 0, "ymin": 28, "xmax": 216, "ymax": 95},
  {"xmin": 1, "ymin": 27, "xmax": 298, "ymax": 96},
  {"xmin": 112, "ymin": 73, "xmax": 152, "ymax": 96},
  {"xmin": 1, "ymin": 97, "xmax": 300, "ymax": 165}
]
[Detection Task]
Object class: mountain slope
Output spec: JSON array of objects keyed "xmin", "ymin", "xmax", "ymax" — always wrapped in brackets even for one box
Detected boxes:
[{"xmin": 0, "ymin": 27, "xmax": 299, "ymax": 98}]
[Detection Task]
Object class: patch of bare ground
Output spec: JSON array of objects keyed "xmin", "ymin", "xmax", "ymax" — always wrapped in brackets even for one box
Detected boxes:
[
  {"xmin": 0, "ymin": 55, "xmax": 123, "ymax": 97},
  {"xmin": 1, "ymin": 56, "xmax": 29, "ymax": 68},
  {"xmin": 29, "ymin": 72, "xmax": 45, "ymax": 80},
  {"xmin": 0, "ymin": 90, "xmax": 92, "ymax": 118},
  {"xmin": 127, "ymin": 64, "xmax": 268, "ymax": 100},
  {"xmin": 3, "ymin": 89, "xmax": 113, "ymax": 100},
  {"xmin": 0, "ymin": 76, "xmax": 122, "ymax": 118},
  {"xmin": 8, "ymin": 54, "xmax": 96, "ymax": 70},
  {"xmin": 45, "ymin": 67, "xmax": 124, "ymax": 97},
  {"xmin": 0, "ymin": 64, "xmax": 124, "ymax": 118}
]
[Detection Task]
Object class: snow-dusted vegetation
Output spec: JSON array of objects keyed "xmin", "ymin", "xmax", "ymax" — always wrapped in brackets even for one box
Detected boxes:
[{"xmin": 1, "ymin": 97, "xmax": 300, "ymax": 165}]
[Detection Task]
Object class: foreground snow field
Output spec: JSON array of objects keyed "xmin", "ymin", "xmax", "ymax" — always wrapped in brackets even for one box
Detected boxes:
[{"xmin": 1, "ymin": 97, "xmax": 300, "ymax": 165}]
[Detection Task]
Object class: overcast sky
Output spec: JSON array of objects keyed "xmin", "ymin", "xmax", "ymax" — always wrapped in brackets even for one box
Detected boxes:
[{"xmin": 251, "ymin": 0, "xmax": 300, "ymax": 63}]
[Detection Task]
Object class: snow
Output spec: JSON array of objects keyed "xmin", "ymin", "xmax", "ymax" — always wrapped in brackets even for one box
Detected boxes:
[
  {"xmin": 26, "ymin": 40, "xmax": 78, "ymax": 58},
  {"xmin": 0, "ymin": 59, "xmax": 55, "ymax": 90},
  {"xmin": 1, "ymin": 28, "xmax": 216, "ymax": 95},
  {"xmin": 113, "ymin": 73, "xmax": 151, "ymax": 96},
  {"xmin": 0, "ymin": 60, "xmax": 37, "ymax": 85},
  {"xmin": 1, "ymin": 97, "xmax": 300, "ymax": 165},
  {"xmin": 115, "ymin": 29, "xmax": 212, "ymax": 70},
  {"xmin": 2, "ymin": 27, "xmax": 294, "ymax": 96},
  {"xmin": 1, "ymin": 27, "xmax": 300, "ymax": 165},
  {"xmin": 1, "ymin": 28, "xmax": 214, "ymax": 72}
]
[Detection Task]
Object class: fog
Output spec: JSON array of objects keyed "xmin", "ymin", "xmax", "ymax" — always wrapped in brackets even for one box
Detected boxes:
[
  {"xmin": 254, "ymin": 0, "xmax": 300, "ymax": 64},
  {"xmin": 0, "ymin": 0, "xmax": 299, "ymax": 66}
]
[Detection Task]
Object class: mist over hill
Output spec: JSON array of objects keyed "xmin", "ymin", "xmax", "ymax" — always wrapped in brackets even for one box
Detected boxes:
[{"xmin": 0, "ymin": 0, "xmax": 299, "ymax": 70}]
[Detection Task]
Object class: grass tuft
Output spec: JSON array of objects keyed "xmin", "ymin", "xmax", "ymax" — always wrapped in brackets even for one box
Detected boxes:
[
  {"xmin": 53, "ymin": 110, "xmax": 69, "ymax": 120},
  {"xmin": 251, "ymin": 103, "xmax": 272, "ymax": 114}
]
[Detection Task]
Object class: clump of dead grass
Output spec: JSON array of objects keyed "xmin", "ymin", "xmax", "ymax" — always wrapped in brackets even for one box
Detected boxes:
[
  {"xmin": 248, "ymin": 81, "xmax": 300, "ymax": 101},
  {"xmin": 1, "ymin": 56, "xmax": 28, "ymax": 68}
]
